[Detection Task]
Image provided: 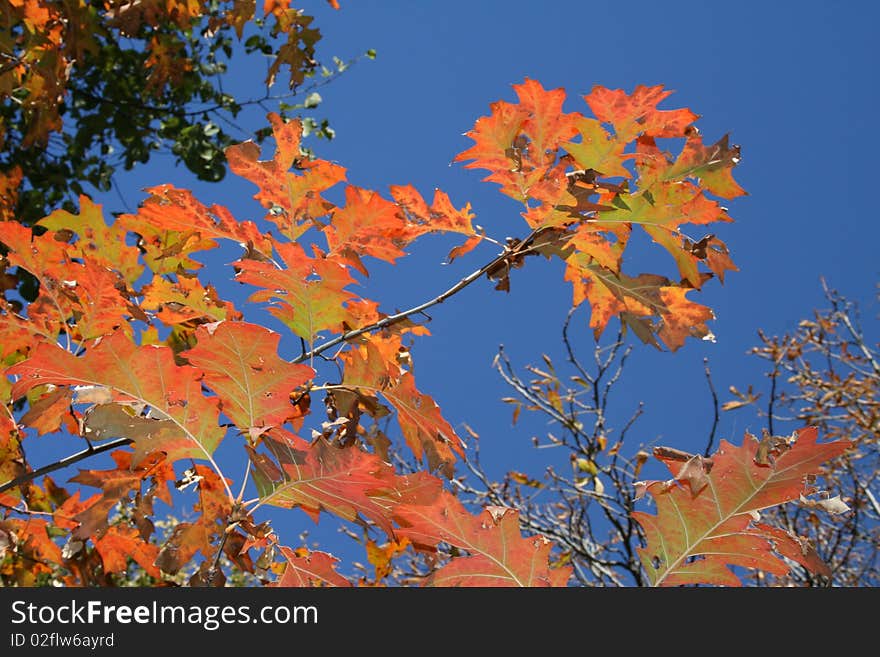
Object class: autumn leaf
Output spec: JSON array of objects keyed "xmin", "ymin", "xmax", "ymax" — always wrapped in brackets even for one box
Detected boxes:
[
  {"xmin": 39, "ymin": 195, "xmax": 143, "ymax": 285},
  {"xmin": 154, "ymin": 466, "xmax": 231, "ymax": 575},
  {"xmin": 633, "ymin": 427, "xmax": 851, "ymax": 586},
  {"xmin": 342, "ymin": 336, "xmax": 463, "ymax": 478},
  {"xmin": 139, "ymin": 271, "xmax": 242, "ymax": 327},
  {"xmin": 94, "ymin": 524, "xmax": 161, "ymax": 578},
  {"xmin": 274, "ymin": 546, "xmax": 352, "ymax": 587},
  {"xmin": 394, "ymin": 490, "xmax": 571, "ymax": 587},
  {"xmin": 57, "ymin": 260, "xmax": 136, "ymax": 342},
  {"xmin": 117, "ymin": 184, "xmax": 274, "ymax": 272},
  {"xmin": 0, "ymin": 518, "xmax": 63, "ymax": 585},
  {"xmin": 0, "ymin": 414, "xmax": 27, "ymax": 501},
  {"xmin": 19, "ymin": 387, "xmax": 77, "ymax": 435},
  {"xmin": 0, "ymin": 166, "xmax": 22, "ymax": 222},
  {"xmin": 67, "ymin": 450, "xmax": 175, "ymax": 540},
  {"xmin": 592, "ymin": 182, "xmax": 732, "ymax": 288},
  {"xmin": 584, "ymin": 84, "xmax": 698, "ymax": 142},
  {"xmin": 0, "ymin": 222, "xmax": 77, "ymax": 335},
  {"xmin": 454, "ymin": 78, "xmax": 579, "ymax": 201},
  {"xmin": 7, "ymin": 331, "xmax": 225, "ymax": 467},
  {"xmin": 183, "ymin": 321, "xmax": 315, "ymax": 434},
  {"xmin": 248, "ymin": 430, "xmax": 441, "ymax": 535},
  {"xmin": 564, "ymin": 264, "xmax": 714, "ymax": 350},
  {"xmin": 234, "ymin": 242, "xmax": 359, "ymax": 345},
  {"xmin": 665, "ymin": 133, "xmax": 746, "ymax": 199},
  {"xmin": 325, "ymin": 186, "xmax": 410, "ymax": 265},
  {"xmin": 226, "ymin": 114, "xmax": 345, "ymax": 239},
  {"xmin": 562, "ymin": 117, "xmax": 630, "ymax": 178}
]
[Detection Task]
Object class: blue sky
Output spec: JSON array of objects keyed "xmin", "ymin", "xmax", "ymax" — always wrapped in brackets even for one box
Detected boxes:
[
  {"xmin": 191, "ymin": 1, "xmax": 878, "ymax": 465},
  {"xmin": 19, "ymin": 1, "xmax": 880, "ymax": 576}
]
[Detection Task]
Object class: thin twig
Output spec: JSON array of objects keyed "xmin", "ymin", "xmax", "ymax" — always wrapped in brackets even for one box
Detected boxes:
[
  {"xmin": 703, "ymin": 357, "xmax": 719, "ymax": 456},
  {"xmin": 292, "ymin": 226, "xmax": 547, "ymax": 365}
]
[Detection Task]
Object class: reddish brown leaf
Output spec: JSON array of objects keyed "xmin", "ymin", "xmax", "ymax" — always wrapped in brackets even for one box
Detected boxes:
[
  {"xmin": 155, "ymin": 466, "xmax": 231, "ymax": 575},
  {"xmin": 154, "ymin": 522, "xmax": 211, "ymax": 575},
  {"xmin": 454, "ymin": 79, "xmax": 579, "ymax": 201},
  {"xmin": 67, "ymin": 450, "xmax": 173, "ymax": 539}
]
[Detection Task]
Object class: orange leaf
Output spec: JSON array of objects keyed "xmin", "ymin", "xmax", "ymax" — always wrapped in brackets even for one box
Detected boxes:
[
  {"xmin": 248, "ymin": 430, "xmax": 441, "ymax": 534},
  {"xmin": 234, "ymin": 242, "xmax": 357, "ymax": 344},
  {"xmin": 584, "ymin": 85, "xmax": 697, "ymax": 141},
  {"xmin": 94, "ymin": 524, "xmax": 161, "ymax": 578},
  {"xmin": 342, "ymin": 337, "xmax": 463, "ymax": 477},
  {"xmin": 117, "ymin": 184, "xmax": 274, "ymax": 273},
  {"xmin": 633, "ymin": 427, "xmax": 850, "ymax": 586},
  {"xmin": 8, "ymin": 331, "xmax": 225, "ymax": 466},
  {"xmin": 226, "ymin": 114, "xmax": 345, "ymax": 239},
  {"xmin": 394, "ymin": 490, "xmax": 571, "ymax": 587},
  {"xmin": 274, "ymin": 546, "xmax": 352, "ymax": 587},
  {"xmin": 183, "ymin": 321, "xmax": 314, "ymax": 432},
  {"xmin": 39, "ymin": 196, "xmax": 142, "ymax": 285}
]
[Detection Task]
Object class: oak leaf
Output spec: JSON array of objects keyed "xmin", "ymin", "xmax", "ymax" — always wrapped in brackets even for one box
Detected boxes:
[
  {"xmin": 248, "ymin": 430, "xmax": 441, "ymax": 534},
  {"xmin": 633, "ymin": 427, "xmax": 851, "ymax": 586},
  {"xmin": 342, "ymin": 337, "xmax": 463, "ymax": 477},
  {"xmin": 394, "ymin": 490, "xmax": 571, "ymax": 587},
  {"xmin": 183, "ymin": 321, "xmax": 315, "ymax": 433},
  {"xmin": 7, "ymin": 331, "xmax": 225, "ymax": 467},
  {"xmin": 274, "ymin": 546, "xmax": 352, "ymax": 587}
]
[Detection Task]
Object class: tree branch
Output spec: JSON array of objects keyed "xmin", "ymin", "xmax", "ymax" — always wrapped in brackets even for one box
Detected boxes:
[
  {"xmin": 292, "ymin": 226, "xmax": 549, "ymax": 364},
  {"xmin": 0, "ymin": 438, "xmax": 132, "ymax": 496}
]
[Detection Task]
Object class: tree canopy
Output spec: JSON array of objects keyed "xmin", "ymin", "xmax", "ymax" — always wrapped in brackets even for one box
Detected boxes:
[{"xmin": 0, "ymin": 1, "xmax": 871, "ymax": 589}]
